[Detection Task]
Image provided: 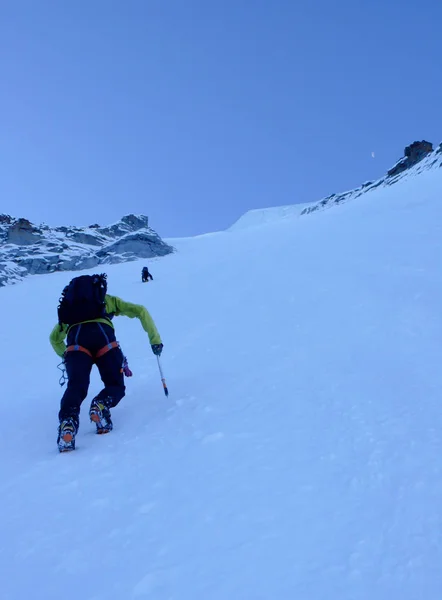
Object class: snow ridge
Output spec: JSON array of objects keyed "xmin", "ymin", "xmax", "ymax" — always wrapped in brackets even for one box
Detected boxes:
[
  {"xmin": 230, "ymin": 140, "xmax": 441, "ymax": 230},
  {"xmin": 302, "ymin": 141, "xmax": 442, "ymax": 216}
]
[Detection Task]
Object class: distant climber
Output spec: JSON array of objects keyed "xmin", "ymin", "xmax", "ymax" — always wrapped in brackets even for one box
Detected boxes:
[{"xmin": 142, "ymin": 266, "xmax": 153, "ymax": 283}]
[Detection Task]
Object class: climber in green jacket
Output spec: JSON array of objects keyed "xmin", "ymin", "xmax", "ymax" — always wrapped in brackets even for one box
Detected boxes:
[{"xmin": 50, "ymin": 273, "xmax": 163, "ymax": 452}]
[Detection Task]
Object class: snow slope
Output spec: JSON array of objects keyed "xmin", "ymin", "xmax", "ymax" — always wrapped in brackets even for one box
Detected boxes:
[
  {"xmin": 229, "ymin": 202, "xmax": 314, "ymax": 231},
  {"xmin": 1, "ymin": 162, "xmax": 442, "ymax": 599}
]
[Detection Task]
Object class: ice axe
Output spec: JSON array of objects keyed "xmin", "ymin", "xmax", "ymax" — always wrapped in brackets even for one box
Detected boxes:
[{"xmin": 157, "ymin": 356, "xmax": 169, "ymax": 397}]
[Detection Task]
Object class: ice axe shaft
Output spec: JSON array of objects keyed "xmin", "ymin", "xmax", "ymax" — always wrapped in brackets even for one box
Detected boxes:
[{"xmin": 157, "ymin": 356, "xmax": 169, "ymax": 397}]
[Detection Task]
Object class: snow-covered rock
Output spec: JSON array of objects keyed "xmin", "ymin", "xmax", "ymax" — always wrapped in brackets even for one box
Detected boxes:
[
  {"xmin": 0, "ymin": 213, "xmax": 174, "ymax": 286},
  {"xmin": 301, "ymin": 140, "xmax": 442, "ymax": 216}
]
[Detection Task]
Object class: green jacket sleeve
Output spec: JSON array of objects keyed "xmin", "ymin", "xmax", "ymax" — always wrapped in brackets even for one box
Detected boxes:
[
  {"xmin": 49, "ymin": 323, "xmax": 69, "ymax": 357},
  {"xmin": 106, "ymin": 295, "xmax": 162, "ymax": 345}
]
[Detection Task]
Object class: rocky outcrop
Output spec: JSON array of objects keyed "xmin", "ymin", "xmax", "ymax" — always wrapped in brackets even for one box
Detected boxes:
[
  {"xmin": 387, "ymin": 140, "xmax": 433, "ymax": 178},
  {"xmin": 6, "ymin": 218, "xmax": 44, "ymax": 246},
  {"xmin": 0, "ymin": 213, "xmax": 174, "ymax": 287}
]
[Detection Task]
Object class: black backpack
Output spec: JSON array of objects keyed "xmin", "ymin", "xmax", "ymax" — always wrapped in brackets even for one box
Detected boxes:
[{"xmin": 58, "ymin": 273, "xmax": 108, "ymax": 328}]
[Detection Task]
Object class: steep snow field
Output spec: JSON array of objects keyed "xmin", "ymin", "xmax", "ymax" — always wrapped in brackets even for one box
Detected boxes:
[{"xmin": 0, "ymin": 162, "xmax": 441, "ymax": 599}]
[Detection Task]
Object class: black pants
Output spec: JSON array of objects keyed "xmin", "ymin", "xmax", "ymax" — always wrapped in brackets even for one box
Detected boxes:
[{"xmin": 59, "ymin": 322, "xmax": 126, "ymax": 426}]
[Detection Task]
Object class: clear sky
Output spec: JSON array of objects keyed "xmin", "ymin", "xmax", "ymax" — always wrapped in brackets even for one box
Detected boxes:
[{"xmin": 1, "ymin": 0, "xmax": 441, "ymax": 238}]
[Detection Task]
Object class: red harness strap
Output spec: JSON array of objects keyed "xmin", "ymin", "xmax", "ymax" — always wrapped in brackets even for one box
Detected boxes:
[
  {"xmin": 65, "ymin": 344, "xmax": 93, "ymax": 357},
  {"xmin": 65, "ymin": 341, "xmax": 119, "ymax": 361}
]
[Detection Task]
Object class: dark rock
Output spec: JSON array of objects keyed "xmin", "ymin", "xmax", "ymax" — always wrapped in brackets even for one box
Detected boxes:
[
  {"xmin": 387, "ymin": 140, "xmax": 433, "ymax": 178},
  {"xmin": 404, "ymin": 140, "xmax": 432, "ymax": 159}
]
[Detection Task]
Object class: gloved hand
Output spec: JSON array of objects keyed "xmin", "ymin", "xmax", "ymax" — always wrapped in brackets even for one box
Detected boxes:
[
  {"xmin": 151, "ymin": 343, "xmax": 163, "ymax": 356},
  {"xmin": 122, "ymin": 356, "xmax": 133, "ymax": 377}
]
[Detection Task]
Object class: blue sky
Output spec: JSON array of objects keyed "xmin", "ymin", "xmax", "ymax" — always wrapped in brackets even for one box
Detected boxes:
[{"xmin": 1, "ymin": 0, "xmax": 441, "ymax": 237}]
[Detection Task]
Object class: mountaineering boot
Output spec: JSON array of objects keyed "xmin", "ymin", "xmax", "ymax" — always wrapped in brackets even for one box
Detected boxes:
[
  {"xmin": 89, "ymin": 398, "xmax": 113, "ymax": 434},
  {"xmin": 57, "ymin": 418, "xmax": 77, "ymax": 453}
]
